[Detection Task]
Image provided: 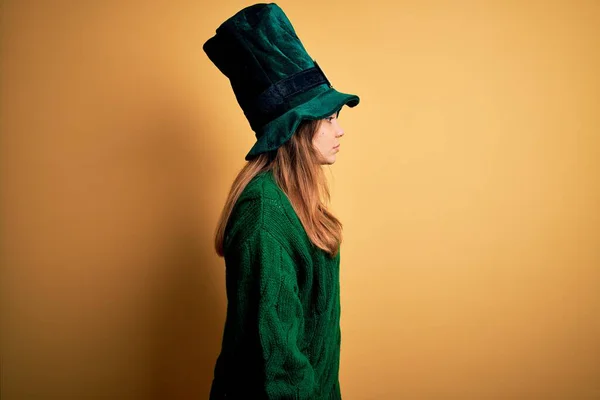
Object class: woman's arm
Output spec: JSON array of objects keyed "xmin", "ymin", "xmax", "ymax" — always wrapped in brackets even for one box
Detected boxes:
[{"xmin": 241, "ymin": 227, "xmax": 316, "ymax": 399}]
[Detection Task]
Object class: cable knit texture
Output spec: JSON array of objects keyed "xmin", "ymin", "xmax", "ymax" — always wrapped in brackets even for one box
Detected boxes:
[{"xmin": 209, "ymin": 170, "xmax": 342, "ymax": 400}]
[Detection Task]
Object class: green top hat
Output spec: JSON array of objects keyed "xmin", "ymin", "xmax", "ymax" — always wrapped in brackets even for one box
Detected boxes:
[{"xmin": 203, "ymin": 3, "xmax": 360, "ymax": 160}]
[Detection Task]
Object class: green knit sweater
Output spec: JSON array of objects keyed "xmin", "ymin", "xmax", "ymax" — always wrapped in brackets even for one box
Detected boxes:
[{"xmin": 209, "ymin": 170, "xmax": 342, "ymax": 400}]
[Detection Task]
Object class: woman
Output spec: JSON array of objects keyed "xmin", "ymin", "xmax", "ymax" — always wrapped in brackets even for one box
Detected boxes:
[{"xmin": 203, "ymin": 4, "xmax": 360, "ymax": 399}]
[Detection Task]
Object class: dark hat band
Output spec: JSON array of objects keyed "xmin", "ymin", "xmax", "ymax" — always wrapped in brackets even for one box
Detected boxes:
[{"xmin": 244, "ymin": 61, "xmax": 332, "ymax": 129}]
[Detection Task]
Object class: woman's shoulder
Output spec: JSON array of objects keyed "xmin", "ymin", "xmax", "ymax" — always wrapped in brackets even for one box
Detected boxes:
[
  {"xmin": 224, "ymin": 171, "xmax": 308, "ymax": 253},
  {"xmin": 238, "ymin": 170, "xmax": 280, "ymax": 202},
  {"xmin": 234, "ymin": 170, "xmax": 287, "ymax": 218}
]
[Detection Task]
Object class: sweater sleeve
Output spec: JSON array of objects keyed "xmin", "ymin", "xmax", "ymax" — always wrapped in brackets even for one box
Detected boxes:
[{"xmin": 242, "ymin": 227, "xmax": 316, "ymax": 399}]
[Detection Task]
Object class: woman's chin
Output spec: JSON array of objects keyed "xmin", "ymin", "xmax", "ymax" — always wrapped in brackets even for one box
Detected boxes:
[{"xmin": 321, "ymin": 155, "xmax": 336, "ymax": 165}]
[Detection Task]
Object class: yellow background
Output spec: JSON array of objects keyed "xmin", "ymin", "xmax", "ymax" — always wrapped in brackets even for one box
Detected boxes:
[{"xmin": 2, "ymin": 1, "xmax": 599, "ymax": 398}]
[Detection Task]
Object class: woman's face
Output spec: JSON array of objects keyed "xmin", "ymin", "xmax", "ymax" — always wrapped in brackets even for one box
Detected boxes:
[{"xmin": 313, "ymin": 111, "xmax": 344, "ymax": 165}]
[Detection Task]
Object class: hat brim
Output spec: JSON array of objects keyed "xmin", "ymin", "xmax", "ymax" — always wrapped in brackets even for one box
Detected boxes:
[{"xmin": 245, "ymin": 88, "xmax": 360, "ymax": 160}]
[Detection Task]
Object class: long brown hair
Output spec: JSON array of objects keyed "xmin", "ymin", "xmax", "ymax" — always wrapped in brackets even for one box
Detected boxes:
[{"xmin": 214, "ymin": 119, "xmax": 343, "ymax": 258}]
